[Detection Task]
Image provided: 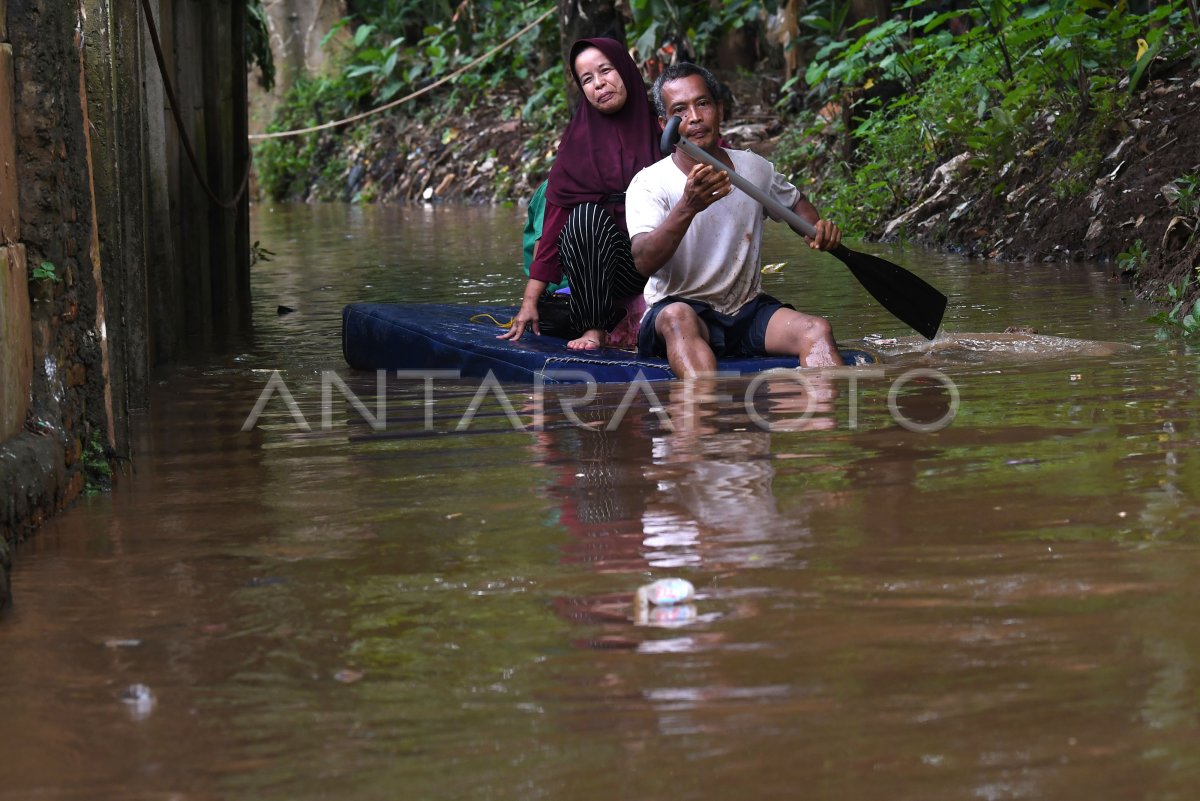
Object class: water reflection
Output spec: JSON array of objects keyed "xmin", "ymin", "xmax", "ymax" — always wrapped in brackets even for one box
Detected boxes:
[
  {"xmin": 642, "ymin": 376, "xmax": 836, "ymax": 569},
  {"xmin": 532, "ymin": 376, "xmax": 826, "ymax": 577}
]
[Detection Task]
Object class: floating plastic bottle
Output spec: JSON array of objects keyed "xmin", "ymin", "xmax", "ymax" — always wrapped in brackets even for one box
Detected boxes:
[
  {"xmin": 633, "ymin": 578, "xmax": 697, "ymax": 627},
  {"xmin": 635, "ymin": 578, "xmax": 695, "ymax": 607},
  {"xmin": 120, "ymin": 683, "xmax": 156, "ymax": 721}
]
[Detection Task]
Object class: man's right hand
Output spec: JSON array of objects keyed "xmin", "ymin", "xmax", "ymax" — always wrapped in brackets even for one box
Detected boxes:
[{"xmin": 681, "ymin": 163, "xmax": 732, "ymax": 215}]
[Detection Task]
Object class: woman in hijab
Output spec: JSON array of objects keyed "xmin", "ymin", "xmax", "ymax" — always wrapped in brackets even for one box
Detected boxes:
[{"xmin": 500, "ymin": 37, "xmax": 663, "ymax": 351}]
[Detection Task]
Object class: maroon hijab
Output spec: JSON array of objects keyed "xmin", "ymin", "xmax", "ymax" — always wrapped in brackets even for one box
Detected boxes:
[{"xmin": 545, "ymin": 38, "xmax": 663, "ymax": 208}]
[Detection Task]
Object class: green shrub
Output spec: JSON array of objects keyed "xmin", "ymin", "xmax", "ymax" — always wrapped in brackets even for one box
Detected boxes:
[
  {"xmin": 1175, "ymin": 174, "xmax": 1200, "ymax": 218},
  {"xmin": 30, "ymin": 260, "xmax": 61, "ymax": 283},
  {"xmin": 1117, "ymin": 239, "xmax": 1147, "ymax": 277},
  {"xmin": 776, "ymin": 0, "xmax": 1198, "ymax": 232},
  {"xmin": 1148, "ymin": 266, "xmax": 1200, "ymax": 338},
  {"xmin": 253, "ymin": 76, "xmax": 351, "ymax": 201},
  {"xmin": 83, "ymin": 432, "xmax": 113, "ymax": 494}
]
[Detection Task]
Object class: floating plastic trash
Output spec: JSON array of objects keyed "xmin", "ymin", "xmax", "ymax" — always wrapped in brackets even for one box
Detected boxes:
[
  {"xmin": 634, "ymin": 579, "xmax": 697, "ymax": 627},
  {"xmin": 120, "ymin": 683, "xmax": 156, "ymax": 720},
  {"xmin": 103, "ymin": 638, "xmax": 142, "ymax": 649},
  {"xmin": 636, "ymin": 578, "xmax": 695, "ymax": 607}
]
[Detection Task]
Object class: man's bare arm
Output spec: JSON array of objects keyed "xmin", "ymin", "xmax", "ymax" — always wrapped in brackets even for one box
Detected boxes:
[
  {"xmin": 787, "ymin": 196, "xmax": 842, "ymax": 251},
  {"xmin": 630, "ymin": 203, "xmax": 698, "ymax": 277},
  {"xmin": 631, "ymin": 163, "xmax": 732, "ymax": 277}
]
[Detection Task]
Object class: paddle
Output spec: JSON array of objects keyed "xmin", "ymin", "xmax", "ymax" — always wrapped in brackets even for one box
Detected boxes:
[{"xmin": 660, "ymin": 116, "xmax": 947, "ymax": 340}]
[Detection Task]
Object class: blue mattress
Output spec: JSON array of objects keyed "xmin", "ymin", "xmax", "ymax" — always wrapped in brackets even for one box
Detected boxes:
[{"xmin": 342, "ymin": 303, "xmax": 876, "ymax": 384}]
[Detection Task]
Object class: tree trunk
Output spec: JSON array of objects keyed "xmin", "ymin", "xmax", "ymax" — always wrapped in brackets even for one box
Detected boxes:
[
  {"xmin": 849, "ymin": 0, "xmax": 890, "ymax": 26},
  {"xmin": 712, "ymin": 0, "xmax": 759, "ymax": 73}
]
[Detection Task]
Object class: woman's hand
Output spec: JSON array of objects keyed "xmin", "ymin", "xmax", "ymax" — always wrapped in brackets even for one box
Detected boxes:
[{"xmin": 499, "ymin": 297, "xmax": 540, "ymax": 340}]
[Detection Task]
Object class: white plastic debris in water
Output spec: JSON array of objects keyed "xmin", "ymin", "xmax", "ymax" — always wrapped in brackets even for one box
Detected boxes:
[
  {"xmin": 103, "ymin": 638, "xmax": 142, "ymax": 649},
  {"xmin": 636, "ymin": 578, "xmax": 695, "ymax": 607},
  {"xmin": 120, "ymin": 683, "xmax": 156, "ymax": 721},
  {"xmin": 634, "ymin": 578, "xmax": 697, "ymax": 627}
]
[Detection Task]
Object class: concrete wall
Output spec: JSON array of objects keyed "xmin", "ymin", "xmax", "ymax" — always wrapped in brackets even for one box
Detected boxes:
[
  {"xmin": 0, "ymin": 0, "xmax": 250, "ymax": 611},
  {"xmin": 1, "ymin": 0, "xmax": 103, "ymax": 608},
  {"xmin": 0, "ymin": 0, "xmax": 15, "ymax": 606},
  {"xmin": 0, "ymin": 37, "xmax": 16, "ymax": 242},
  {"xmin": 1, "ymin": 28, "xmax": 32, "ymax": 448},
  {"xmin": 83, "ymin": 0, "xmax": 251, "ymax": 381},
  {"xmin": 0, "ymin": 245, "xmax": 31, "ymax": 440}
]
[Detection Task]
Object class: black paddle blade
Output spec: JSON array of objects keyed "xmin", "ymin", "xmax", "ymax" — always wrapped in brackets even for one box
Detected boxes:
[{"xmin": 831, "ymin": 245, "xmax": 947, "ymax": 340}]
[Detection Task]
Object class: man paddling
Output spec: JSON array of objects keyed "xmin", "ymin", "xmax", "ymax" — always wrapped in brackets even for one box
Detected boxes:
[{"xmin": 626, "ymin": 63, "xmax": 843, "ymax": 379}]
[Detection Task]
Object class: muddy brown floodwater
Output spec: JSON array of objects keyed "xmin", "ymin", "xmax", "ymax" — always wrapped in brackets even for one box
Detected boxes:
[{"xmin": 2, "ymin": 204, "xmax": 1199, "ymax": 800}]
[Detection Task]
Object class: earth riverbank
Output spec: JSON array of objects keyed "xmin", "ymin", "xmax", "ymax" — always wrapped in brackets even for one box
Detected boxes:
[{"xmin": 868, "ymin": 66, "xmax": 1200, "ymax": 309}]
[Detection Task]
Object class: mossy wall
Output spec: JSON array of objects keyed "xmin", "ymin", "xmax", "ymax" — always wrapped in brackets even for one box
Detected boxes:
[{"xmin": 0, "ymin": 0, "xmax": 250, "ymax": 611}]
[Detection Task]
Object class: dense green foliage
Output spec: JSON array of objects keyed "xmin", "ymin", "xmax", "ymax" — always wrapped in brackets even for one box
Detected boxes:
[
  {"xmin": 253, "ymin": 1, "xmax": 789, "ymax": 200},
  {"xmin": 627, "ymin": 0, "xmax": 764, "ymax": 63},
  {"xmin": 255, "ymin": 0, "xmax": 1200, "ymax": 233},
  {"xmin": 1148, "ymin": 271, "xmax": 1200, "ymax": 337},
  {"xmin": 330, "ymin": 2, "xmax": 559, "ymax": 114},
  {"xmin": 772, "ymin": 0, "xmax": 1200, "ymax": 236},
  {"xmin": 255, "ymin": 76, "xmax": 358, "ymax": 200},
  {"xmin": 83, "ymin": 431, "xmax": 113, "ymax": 494},
  {"xmin": 255, "ymin": 1, "xmax": 566, "ymax": 200}
]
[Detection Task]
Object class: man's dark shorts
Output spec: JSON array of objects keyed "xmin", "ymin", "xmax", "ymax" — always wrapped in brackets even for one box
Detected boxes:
[{"xmin": 637, "ymin": 293, "xmax": 794, "ymax": 359}]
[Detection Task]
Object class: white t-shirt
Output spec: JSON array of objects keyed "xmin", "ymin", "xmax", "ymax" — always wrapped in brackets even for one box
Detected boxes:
[{"xmin": 626, "ymin": 149, "xmax": 801, "ymax": 316}]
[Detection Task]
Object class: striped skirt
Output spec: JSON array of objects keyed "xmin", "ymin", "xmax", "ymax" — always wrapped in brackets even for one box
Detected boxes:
[{"xmin": 555, "ymin": 202, "xmax": 647, "ymax": 335}]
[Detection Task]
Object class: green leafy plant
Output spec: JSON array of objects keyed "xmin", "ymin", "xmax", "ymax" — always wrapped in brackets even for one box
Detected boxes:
[
  {"xmin": 30, "ymin": 260, "xmax": 61, "ymax": 283},
  {"xmin": 773, "ymin": 0, "xmax": 1199, "ymax": 237},
  {"xmin": 1148, "ymin": 272, "xmax": 1200, "ymax": 338},
  {"xmin": 325, "ymin": 1, "xmax": 558, "ymax": 110},
  {"xmin": 338, "ymin": 23, "xmax": 409, "ymax": 103},
  {"xmin": 253, "ymin": 75, "xmax": 350, "ymax": 200},
  {"xmin": 83, "ymin": 431, "xmax": 113, "ymax": 494},
  {"xmin": 1174, "ymin": 174, "xmax": 1200, "ymax": 218},
  {"xmin": 250, "ymin": 240, "xmax": 275, "ymax": 266},
  {"xmin": 628, "ymin": 0, "xmax": 761, "ymax": 64},
  {"xmin": 519, "ymin": 65, "xmax": 569, "ymax": 134},
  {"xmin": 1117, "ymin": 239, "xmax": 1147, "ymax": 277}
]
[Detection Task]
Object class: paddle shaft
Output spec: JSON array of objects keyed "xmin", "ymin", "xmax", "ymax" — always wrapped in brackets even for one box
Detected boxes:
[
  {"xmin": 673, "ymin": 136, "xmax": 822, "ymax": 240},
  {"xmin": 659, "ymin": 116, "xmax": 947, "ymax": 340}
]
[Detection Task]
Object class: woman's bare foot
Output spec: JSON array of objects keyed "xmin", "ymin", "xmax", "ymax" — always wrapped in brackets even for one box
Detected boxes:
[{"xmin": 567, "ymin": 328, "xmax": 606, "ymax": 351}]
